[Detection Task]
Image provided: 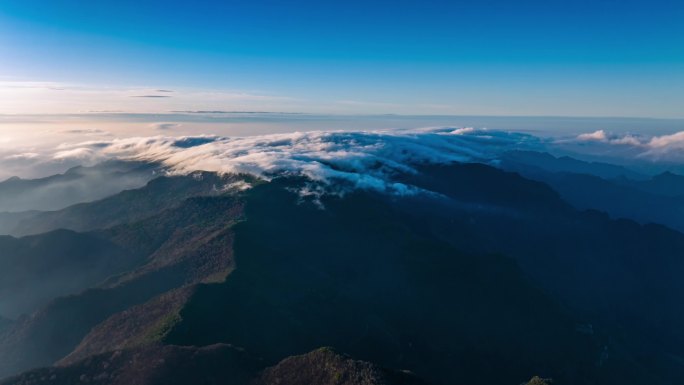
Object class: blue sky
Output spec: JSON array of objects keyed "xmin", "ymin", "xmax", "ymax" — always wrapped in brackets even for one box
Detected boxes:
[{"xmin": 0, "ymin": 0, "xmax": 682, "ymax": 116}]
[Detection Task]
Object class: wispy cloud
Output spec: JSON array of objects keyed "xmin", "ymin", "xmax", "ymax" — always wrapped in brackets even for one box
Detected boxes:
[
  {"xmin": 0, "ymin": 81, "xmax": 301, "ymax": 114},
  {"xmin": 58, "ymin": 128, "xmax": 110, "ymax": 135},
  {"xmin": 3, "ymin": 153, "xmax": 40, "ymax": 161},
  {"xmin": 150, "ymin": 123, "xmax": 182, "ymax": 130},
  {"xmin": 131, "ymin": 95, "xmax": 172, "ymax": 98}
]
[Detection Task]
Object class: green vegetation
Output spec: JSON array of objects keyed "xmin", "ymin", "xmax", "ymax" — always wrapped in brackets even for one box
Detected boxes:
[{"xmin": 141, "ymin": 312, "xmax": 183, "ymax": 344}]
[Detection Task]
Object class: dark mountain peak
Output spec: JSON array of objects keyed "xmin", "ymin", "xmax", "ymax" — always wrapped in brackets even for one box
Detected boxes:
[
  {"xmin": 400, "ymin": 162, "xmax": 567, "ymax": 211},
  {"xmin": 505, "ymin": 150, "xmax": 557, "ymax": 163},
  {"xmin": 523, "ymin": 377, "xmax": 553, "ymax": 385},
  {"xmin": 2, "ymin": 176, "xmax": 21, "ymax": 183},
  {"xmin": 254, "ymin": 347, "xmax": 427, "ymax": 385},
  {"xmin": 608, "ymin": 168, "xmax": 684, "ymax": 199},
  {"xmin": 653, "ymin": 170, "xmax": 683, "ymax": 181}
]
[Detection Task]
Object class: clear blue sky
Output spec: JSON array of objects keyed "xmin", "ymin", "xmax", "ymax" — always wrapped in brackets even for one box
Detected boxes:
[{"xmin": 0, "ymin": 0, "xmax": 682, "ymax": 116}]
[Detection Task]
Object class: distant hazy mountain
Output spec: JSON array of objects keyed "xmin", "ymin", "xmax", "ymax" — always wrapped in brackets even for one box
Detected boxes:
[
  {"xmin": 615, "ymin": 171, "xmax": 684, "ymax": 197},
  {"xmin": 0, "ymin": 161, "xmax": 158, "ymax": 213},
  {"xmin": 0, "ymin": 212, "xmax": 40, "ymax": 236},
  {"xmin": 5, "ymin": 172, "xmax": 252, "ymax": 237},
  {"xmin": 500, "ymin": 153, "xmax": 684, "ymax": 232},
  {"xmin": 500, "ymin": 150, "xmax": 646, "ymax": 179},
  {"xmin": 2, "ymin": 160, "xmax": 684, "ymax": 385}
]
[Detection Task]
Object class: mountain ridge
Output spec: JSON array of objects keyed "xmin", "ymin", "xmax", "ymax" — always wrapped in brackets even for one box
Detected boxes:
[{"xmin": 2, "ymin": 158, "xmax": 684, "ymax": 384}]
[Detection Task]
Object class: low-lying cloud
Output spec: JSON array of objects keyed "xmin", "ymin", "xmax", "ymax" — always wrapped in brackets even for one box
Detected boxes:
[
  {"xmin": 7, "ymin": 127, "xmax": 684, "ymax": 197},
  {"xmin": 26, "ymin": 128, "xmax": 540, "ymax": 195}
]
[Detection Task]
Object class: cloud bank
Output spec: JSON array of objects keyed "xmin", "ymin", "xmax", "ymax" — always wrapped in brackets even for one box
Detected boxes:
[
  {"xmin": 6, "ymin": 126, "xmax": 684, "ymax": 195},
  {"xmin": 13, "ymin": 128, "xmax": 539, "ymax": 195}
]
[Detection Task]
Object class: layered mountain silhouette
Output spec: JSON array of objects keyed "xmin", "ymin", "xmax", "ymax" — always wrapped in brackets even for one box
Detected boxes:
[
  {"xmin": 0, "ymin": 161, "xmax": 157, "ymax": 213},
  {"xmin": 1, "ymin": 156, "xmax": 684, "ymax": 385},
  {"xmin": 500, "ymin": 151, "xmax": 684, "ymax": 232}
]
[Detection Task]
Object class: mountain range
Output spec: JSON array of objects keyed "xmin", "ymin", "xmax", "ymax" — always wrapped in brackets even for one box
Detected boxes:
[{"xmin": 1, "ymin": 147, "xmax": 683, "ymax": 385}]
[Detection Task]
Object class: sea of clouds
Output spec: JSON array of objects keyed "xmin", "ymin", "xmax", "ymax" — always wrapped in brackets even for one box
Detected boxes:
[
  {"xmin": 0, "ymin": 128, "xmax": 541, "ymax": 194},
  {"xmin": 3, "ymin": 126, "xmax": 684, "ymax": 194}
]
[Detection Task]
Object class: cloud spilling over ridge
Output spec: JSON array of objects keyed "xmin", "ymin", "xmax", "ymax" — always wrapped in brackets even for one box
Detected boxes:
[
  {"xmin": 35, "ymin": 128, "xmax": 541, "ymax": 195},
  {"xmin": 6, "ymin": 127, "xmax": 684, "ymax": 191},
  {"xmin": 6, "ymin": 126, "xmax": 684, "ymax": 194}
]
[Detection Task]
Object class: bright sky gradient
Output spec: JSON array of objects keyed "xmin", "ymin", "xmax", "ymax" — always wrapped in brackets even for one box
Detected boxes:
[{"xmin": 0, "ymin": 0, "xmax": 683, "ymax": 116}]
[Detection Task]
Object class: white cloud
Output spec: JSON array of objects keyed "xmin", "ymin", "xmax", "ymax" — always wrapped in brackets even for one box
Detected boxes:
[
  {"xmin": 575, "ymin": 130, "xmax": 645, "ymax": 146},
  {"xmin": 18, "ymin": 127, "xmax": 539, "ymax": 195},
  {"xmin": 53, "ymin": 147, "xmax": 99, "ymax": 161},
  {"xmin": 4, "ymin": 153, "xmax": 40, "ymax": 161},
  {"xmin": 450, "ymin": 127, "xmax": 478, "ymax": 135},
  {"xmin": 9, "ymin": 123, "xmax": 684, "ymax": 193},
  {"xmin": 570, "ymin": 130, "xmax": 684, "ymax": 162},
  {"xmin": 647, "ymin": 131, "xmax": 684, "ymax": 149},
  {"xmin": 577, "ymin": 130, "xmax": 608, "ymax": 142},
  {"xmin": 610, "ymin": 135, "xmax": 642, "ymax": 146},
  {"xmin": 640, "ymin": 131, "xmax": 684, "ymax": 161}
]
